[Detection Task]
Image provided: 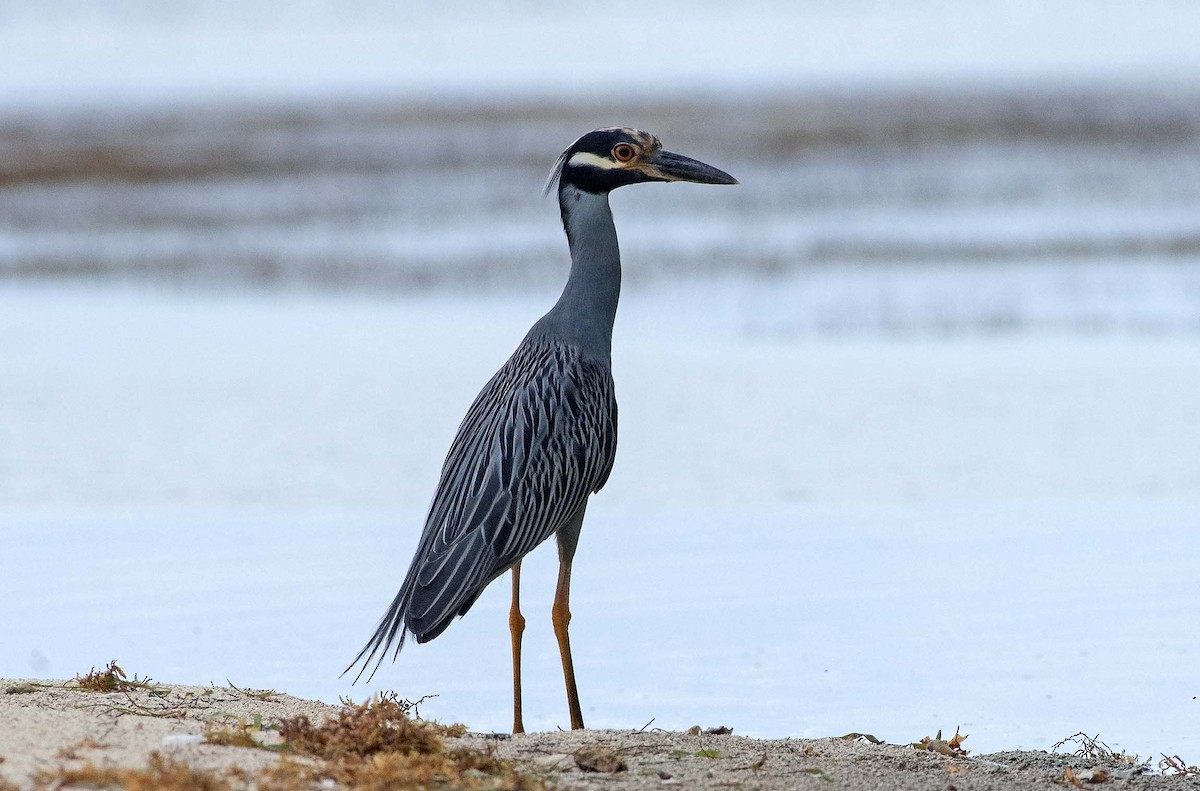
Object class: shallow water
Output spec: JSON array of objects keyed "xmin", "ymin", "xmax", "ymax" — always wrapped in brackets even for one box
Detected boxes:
[
  {"xmin": 3, "ymin": 89, "xmax": 1200, "ymax": 333},
  {"xmin": 3, "ymin": 500, "xmax": 1196, "ymax": 758},
  {"xmin": 2, "ymin": 60, "xmax": 1199, "ymax": 760},
  {"xmin": 1, "ymin": 285, "xmax": 1197, "ymax": 758}
]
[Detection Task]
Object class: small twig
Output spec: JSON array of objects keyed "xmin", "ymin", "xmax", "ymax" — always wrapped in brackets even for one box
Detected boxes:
[
  {"xmin": 1159, "ymin": 754, "xmax": 1200, "ymax": 776},
  {"xmin": 226, "ymin": 680, "xmax": 277, "ymax": 701},
  {"xmin": 1052, "ymin": 731, "xmax": 1147, "ymax": 768}
]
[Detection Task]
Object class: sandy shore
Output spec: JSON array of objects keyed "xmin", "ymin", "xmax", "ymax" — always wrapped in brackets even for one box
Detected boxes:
[{"xmin": 1, "ymin": 677, "xmax": 1190, "ymax": 790}]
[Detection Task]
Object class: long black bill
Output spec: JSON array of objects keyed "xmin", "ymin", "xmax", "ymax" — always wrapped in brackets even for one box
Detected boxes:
[{"xmin": 649, "ymin": 150, "xmax": 738, "ymax": 185}]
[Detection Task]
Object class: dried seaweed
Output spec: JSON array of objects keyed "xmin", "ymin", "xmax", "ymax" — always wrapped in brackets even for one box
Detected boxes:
[{"xmin": 913, "ymin": 726, "xmax": 969, "ymax": 757}]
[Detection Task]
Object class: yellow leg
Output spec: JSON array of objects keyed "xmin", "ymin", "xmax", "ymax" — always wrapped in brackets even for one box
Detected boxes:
[
  {"xmin": 552, "ymin": 557, "xmax": 585, "ymax": 730},
  {"xmin": 509, "ymin": 561, "xmax": 525, "ymax": 734}
]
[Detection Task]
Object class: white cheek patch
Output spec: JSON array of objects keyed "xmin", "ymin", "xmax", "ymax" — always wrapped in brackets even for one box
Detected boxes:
[{"xmin": 568, "ymin": 151, "xmax": 622, "ymax": 170}]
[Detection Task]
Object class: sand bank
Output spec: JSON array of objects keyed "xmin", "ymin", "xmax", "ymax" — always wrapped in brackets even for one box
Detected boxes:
[{"xmin": 1, "ymin": 677, "xmax": 1189, "ymax": 790}]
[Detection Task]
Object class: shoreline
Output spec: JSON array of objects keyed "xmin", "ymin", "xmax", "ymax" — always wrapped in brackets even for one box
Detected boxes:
[{"xmin": 1, "ymin": 677, "xmax": 1190, "ymax": 789}]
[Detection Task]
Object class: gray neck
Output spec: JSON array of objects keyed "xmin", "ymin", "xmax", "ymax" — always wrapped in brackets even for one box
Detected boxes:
[{"xmin": 532, "ymin": 184, "xmax": 621, "ymax": 361}]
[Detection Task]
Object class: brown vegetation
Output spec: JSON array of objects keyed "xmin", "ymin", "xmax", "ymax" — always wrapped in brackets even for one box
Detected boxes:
[{"xmin": 35, "ymin": 752, "xmax": 230, "ymax": 791}]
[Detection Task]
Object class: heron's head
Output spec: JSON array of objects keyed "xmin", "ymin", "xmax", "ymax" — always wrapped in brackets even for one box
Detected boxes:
[{"xmin": 546, "ymin": 127, "xmax": 737, "ymax": 196}]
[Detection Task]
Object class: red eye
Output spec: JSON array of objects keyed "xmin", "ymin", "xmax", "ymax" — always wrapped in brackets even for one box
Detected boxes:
[{"xmin": 612, "ymin": 143, "xmax": 636, "ymax": 162}]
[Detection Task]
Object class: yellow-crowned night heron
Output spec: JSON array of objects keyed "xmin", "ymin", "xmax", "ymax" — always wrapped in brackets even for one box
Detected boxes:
[{"xmin": 347, "ymin": 128, "xmax": 737, "ymax": 732}]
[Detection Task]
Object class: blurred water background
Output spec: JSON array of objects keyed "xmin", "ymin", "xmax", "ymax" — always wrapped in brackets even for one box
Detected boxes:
[
  {"xmin": 5, "ymin": 88, "xmax": 1200, "ymax": 335},
  {"xmin": 2, "ymin": 0, "xmax": 1199, "ymax": 760},
  {"xmin": 2, "ymin": 0, "xmax": 1200, "ymax": 334}
]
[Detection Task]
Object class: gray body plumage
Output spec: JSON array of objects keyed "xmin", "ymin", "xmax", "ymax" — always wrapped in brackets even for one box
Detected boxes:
[
  {"xmin": 352, "ymin": 185, "xmax": 622, "ymax": 675},
  {"xmin": 348, "ymin": 129, "xmax": 735, "ymax": 708}
]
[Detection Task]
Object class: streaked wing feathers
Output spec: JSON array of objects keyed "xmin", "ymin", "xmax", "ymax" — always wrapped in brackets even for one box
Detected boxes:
[{"xmin": 346, "ymin": 337, "xmax": 616, "ymax": 680}]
